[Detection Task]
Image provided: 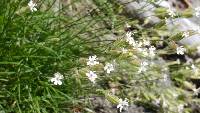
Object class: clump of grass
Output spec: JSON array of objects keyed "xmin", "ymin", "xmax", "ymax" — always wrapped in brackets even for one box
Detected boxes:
[
  {"xmin": 1, "ymin": 0, "xmax": 200, "ymax": 113},
  {"xmin": 0, "ymin": 0, "xmax": 123, "ymax": 112}
]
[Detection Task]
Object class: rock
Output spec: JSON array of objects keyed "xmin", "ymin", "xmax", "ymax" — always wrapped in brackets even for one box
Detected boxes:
[
  {"xmin": 118, "ymin": 0, "xmax": 160, "ymax": 26},
  {"xmin": 179, "ymin": 34, "xmax": 200, "ymax": 47},
  {"xmin": 165, "ymin": 17, "xmax": 200, "ymax": 33},
  {"xmin": 90, "ymin": 96, "xmax": 154, "ymax": 113}
]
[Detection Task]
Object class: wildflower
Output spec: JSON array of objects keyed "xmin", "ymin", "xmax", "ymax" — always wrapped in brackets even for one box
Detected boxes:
[
  {"xmin": 167, "ymin": 8, "xmax": 176, "ymax": 17},
  {"xmin": 121, "ymin": 48, "xmax": 128, "ymax": 54},
  {"xmin": 104, "ymin": 63, "xmax": 114, "ymax": 74},
  {"xmin": 191, "ymin": 64, "xmax": 199, "ymax": 74},
  {"xmin": 194, "ymin": 7, "xmax": 200, "ymax": 17},
  {"xmin": 149, "ymin": 46, "xmax": 156, "ymax": 58},
  {"xmin": 162, "ymin": 99, "xmax": 168, "ymax": 108},
  {"xmin": 177, "ymin": 104, "xmax": 184, "ymax": 113},
  {"xmin": 176, "ymin": 46, "xmax": 186, "ymax": 55},
  {"xmin": 134, "ymin": 41, "xmax": 143, "ymax": 51},
  {"xmin": 192, "ymin": 88, "xmax": 200, "ymax": 96},
  {"xmin": 117, "ymin": 98, "xmax": 129, "ymax": 112},
  {"xmin": 152, "ymin": 98, "xmax": 161, "ymax": 106},
  {"xmin": 86, "ymin": 71, "xmax": 97, "ymax": 83},
  {"xmin": 143, "ymin": 39, "xmax": 150, "ymax": 46},
  {"xmin": 182, "ymin": 31, "xmax": 189, "ymax": 38},
  {"xmin": 138, "ymin": 61, "xmax": 149, "ymax": 73},
  {"xmin": 87, "ymin": 55, "xmax": 99, "ymax": 66},
  {"xmin": 125, "ymin": 31, "xmax": 135, "ymax": 46},
  {"xmin": 136, "ymin": 41, "xmax": 143, "ymax": 48},
  {"xmin": 50, "ymin": 72, "xmax": 64, "ymax": 85},
  {"xmin": 28, "ymin": 0, "xmax": 37, "ymax": 12},
  {"xmin": 163, "ymin": 74, "xmax": 169, "ymax": 82},
  {"xmin": 126, "ymin": 31, "xmax": 132, "ymax": 39}
]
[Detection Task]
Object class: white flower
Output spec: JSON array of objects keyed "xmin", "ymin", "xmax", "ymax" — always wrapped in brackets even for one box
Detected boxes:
[
  {"xmin": 163, "ymin": 74, "xmax": 169, "ymax": 82},
  {"xmin": 129, "ymin": 38, "xmax": 136, "ymax": 46},
  {"xmin": 104, "ymin": 63, "xmax": 114, "ymax": 74},
  {"xmin": 192, "ymin": 88, "xmax": 200, "ymax": 96},
  {"xmin": 143, "ymin": 39, "xmax": 150, "ymax": 46},
  {"xmin": 121, "ymin": 48, "xmax": 128, "ymax": 54},
  {"xmin": 125, "ymin": 31, "xmax": 136, "ymax": 46},
  {"xmin": 177, "ymin": 104, "xmax": 184, "ymax": 113},
  {"xmin": 136, "ymin": 41, "xmax": 143, "ymax": 48},
  {"xmin": 117, "ymin": 98, "xmax": 129, "ymax": 112},
  {"xmin": 126, "ymin": 31, "xmax": 132, "ymax": 39},
  {"xmin": 182, "ymin": 31, "xmax": 189, "ymax": 38},
  {"xmin": 194, "ymin": 7, "xmax": 200, "ymax": 17},
  {"xmin": 87, "ymin": 55, "xmax": 99, "ymax": 66},
  {"xmin": 50, "ymin": 72, "xmax": 64, "ymax": 85},
  {"xmin": 134, "ymin": 41, "xmax": 143, "ymax": 51},
  {"xmin": 28, "ymin": 0, "xmax": 37, "ymax": 12},
  {"xmin": 152, "ymin": 98, "xmax": 161, "ymax": 106},
  {"xmin": 162, "ymin": 99, "xmax": 168, "ymax": 108},
  {"xmin": 176, "ymin": 46, "xmax": 186, "ymax": 55},
  {"xmin": 167, "ymin": 8, "xmax": 176, "ymax": 17},
  {"xmin": 149, "ymin": 46, "xmax": 156, "ymax": 58},
  {"xmin": 138, "ymin": 61, "xmax": 149, "ymax": 73},
  {"xmin": 191, "ymin": 64, "xmax": 199, "ymax": 74},
  {"xmin": 86, "ymin": 71, "xmax": 97, "ymax": 83}
]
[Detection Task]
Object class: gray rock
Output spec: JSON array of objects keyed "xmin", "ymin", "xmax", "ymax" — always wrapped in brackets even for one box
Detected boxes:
[
  {"xmin": 118, "ymin": 0, "xmax": 160, "ymax": 26},
  {"xmin": 179, "ymin": 34, "xmax": 200, "ymax": 47},
  {"xmin": 90, "ymin": 96, "xmax": 153, "ymax": 113}
]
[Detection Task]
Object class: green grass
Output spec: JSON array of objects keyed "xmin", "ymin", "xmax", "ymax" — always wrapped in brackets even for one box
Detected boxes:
[
  {"xmin": 0, "ymin": 0, "xmax": 129, "ymax": 112},
  {"xmin": 0, "ymin": 0, "xmax": 200, "ymax": 113}
]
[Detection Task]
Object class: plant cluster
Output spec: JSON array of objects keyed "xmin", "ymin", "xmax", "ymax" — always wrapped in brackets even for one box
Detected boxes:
[{"xmin": 0, "ymin": 0, "xmax": 200, "ymax": 113}]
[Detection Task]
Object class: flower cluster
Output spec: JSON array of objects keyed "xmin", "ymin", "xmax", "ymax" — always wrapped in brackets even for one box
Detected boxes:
[
  {"xmin": 86, "ymin": 55, "xmax": 99, "ymax": 83},
  {"xmin": 4, "ymin": 0, "xmax": 200, "ymax": 113},
  {"xmin": 86, "ymin": 55, "xmax": 115, "ymax": 84},
  {"xmin": 125, "ymin": 31, "xmax": 156, "ymax": 59},
  {"xmin": 125, "ymin": 31, "xmax": 135, "ymax": 46}
]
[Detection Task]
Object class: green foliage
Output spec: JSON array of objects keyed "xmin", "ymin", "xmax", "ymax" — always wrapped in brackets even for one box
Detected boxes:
[{"xmin": 0, "ymin": 0, "xmax": 200, "ymax": 113}]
